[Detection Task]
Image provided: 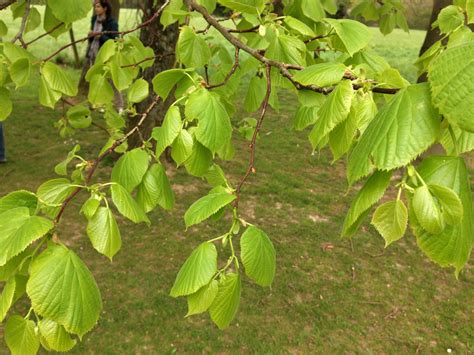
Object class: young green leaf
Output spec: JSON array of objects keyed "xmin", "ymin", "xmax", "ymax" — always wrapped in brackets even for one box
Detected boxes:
[
  {"xmin": 429, "ymin": 184, "xmax": 463, "ymax": 225},
  {"xmin": 185, "ymin": 89, "xmax": 233, "ymax": 153},
  {"xmin": 67, "ymin": 105, "xmax": 91, "ymax": 129},
  {"xmin": 348, "ymin": 83, "xmax": 440, "ymax": 185},
  {"xmin": 185, "ymin": 141, "xmax": 213, "ymax": 177},
  {"xmin": 371, "ymin": 200, "xmax": 408, "ymax": 247},
  {"xmin": 409, "ymin": 156, "xmax": 473, "ymax": 275},
  {"xmin": 88, "ymin": 75, "xmax": 114, "ymax": 106},
  {"xmin": 110, "ymin": 184, "xmax": 150, "ymax": 225},
  {"xmin": 170, "ymin": 242, "xmax": 218, "ymax": 297},
  {"xmin": 9, "ymin": 58, "xmax": 31, "ymax": 88},
  {"xmin": 437, "ymin": 5, "xmax": 464, "ymax": 33},
  {"xmin": 171, "ymin": 129, "xmax": 194, "ymax": 166},
  {"xmin": 38, "ymin": 318, "xmax": 77, "ymax": 352},
  {"xmin": 324, "ymin": 18, "xmax": 372, "ymax": 56},
  {"xmin": 413, "ymin": 185, "xmax": 445, "ymax": 234},
  {"xmin": 429, "ymin": 41, "xmax": 474, "ymax": 132},
  {"xmin": 39, "ymin": 76, "xmax": 62, "ymax": 109},
  {"xmin": 0, "ymin": 207, "xmax": 53, "ymax": 266},
  {"xmin": 0, "ymin": 190, "xmax": 37, "ymax": 215},
  {"xmin": 309, "ymin": 80, "xmax": 353, "ymax": 150},
  {"xmin": 342, "ymin": 170, "xmax": 392, "ymax": 237},
  {"xmin": 0, "ymin": 277, "xmax": 16, "ymax": 322},
  {"xmin": 0, "ymin": 87, "xmax": 13, "ymax": 121},
  {"xmin": 152, "ymin": 68, "xmax": 194, "ymax": 101},
  {"xmin": 184, "ymin": 191, "xmax": 236, "ymax": 228},
  {"xmin": 111, "ymin": 148, "xmax": 149, "ymax": 192},
  {"xmin": 80, "ymin": 196, "xmax": 101, "ymax": 220},
  {"xmin": 86, "ymin": 207, "xmax": 122, "ymax": 260},
  {"xmin": 186, "ymin": 280, "xmax": 219, "ymax": 317},
  {"xmin": 47, "ymin": 0, "xmax": 91, "ymax": 23},
  {"xmin": 293, "ymin": 63, "xmax": 347, "ymax": 87},
  {"xmin": 209, "ymin": 273, "xmax": 241, "ymax": 329},
  {"xmin": 36, "ymin": 178, "xmax": 75, "ymax": 217},
  {"xmin": 152, "ymin": 106, "xmax": 182, "ymax": 157},
  {"xmin": 27, "ymin": 244, "xmax": 102, "ymax": 336},
  {"xmin": 266, "ymin": 34, "xmax": 306, "ymax": 66},
  {"xmin": 42, "ymin": 62, "xmax": 77, "ymax": 97},
  {"xmin": 127, "ymin": 78, "xmax": 149, "ymax": 104},
  {"xmin": 177, "ymin": 26, "xmax": 211, "ymax": 68},
  {"xmin": 5, "ymin": 315, "xmax": 39, "ymax": 355},
  {"xmin": 240, "ymin": 226, "xmax": 276, "ymax": 287}
]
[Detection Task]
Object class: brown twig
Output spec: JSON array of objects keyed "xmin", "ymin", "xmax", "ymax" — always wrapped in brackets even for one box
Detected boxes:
[
  {"xmin": 40, "ymin": 0, "xmax": 171, "ymax": 63},
  {"xmin": 0, "ymin": 0, "xmax": 15, "ymax": 11},
  {"xmin": 25, "ymin": 22, "xmax": 64, "ymax": 46},
  {"xmin": 54, "ymin": 96, "xmax": 161, "ymax": 224},
  {"xmin": 206, "ymin": 47, "xmax": 240, "ymax": 89},
  {"xmin": 11, "ymin": 0, "xmax": 31, "ymax": 48},
  {"xmin": 121, "ymin": 53, "xmax": 174, "ymax": 68},
  {"xmin": 234, "ymin": 64, "xmax": 272, "ymax": 208}
]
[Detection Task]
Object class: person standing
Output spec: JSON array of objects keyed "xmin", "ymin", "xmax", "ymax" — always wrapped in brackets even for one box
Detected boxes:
[{"xmin": 0, "ymin": 122, "xmax": 6, "ymax": 164}]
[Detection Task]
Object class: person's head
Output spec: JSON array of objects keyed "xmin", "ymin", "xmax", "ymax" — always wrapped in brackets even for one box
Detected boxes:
[{"xmin": 94, "ymin": 0, "xmax": 112, "ymax": 18}]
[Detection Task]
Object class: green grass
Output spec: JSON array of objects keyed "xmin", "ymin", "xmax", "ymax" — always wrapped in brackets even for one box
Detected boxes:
[{"xmin": 1, "ymin": 8, "xmax": 473, "ymax": 354}]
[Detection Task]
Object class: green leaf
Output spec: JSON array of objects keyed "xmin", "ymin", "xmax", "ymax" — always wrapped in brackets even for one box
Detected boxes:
[
  {"xmin": 324, "ymin": 19, "xmax": 372, "ymax": 56},
  {"xmin": 184, "ymin": 191, "xmax": 236, "ymax": 228},
  {"xmin": 54, "ymin": 144, "xmax": 81, "ymax": 176},
  {"xmin": 240, "ymin": 226, "xmax": 276, "ymax": 287},
  {"xmin": 38, "ymin": 318, "xmax": 76, "ymax": 352},
  {"xmin": 371, "ymin": 200, "xmax": 408, "ymax": 247},
  {"xmin": 0, "ymin": 250, "xmax": 31, "ymax": 282},
  {"xmin": 429, "ymin": 41, "xmax": 474, "ymax": 132},
  {"xmin": 292, "ymin": 105, "xmax": 319, "ymax": 131},
  {"xmin": 67, "ymin": 105, "xmax": 91, "ymax": 129},
  {"xmin": 209, "ymin": 273, "xmax": 241, "ymax": 329},
  {"xmin": 127, "ymin": 79, "xmax": 149, "ymax": 104},
  {"xmin": 429, "ymin": 184, "xmax": 464, "ymax": 225},
  {"xmin": 413, "ymin": 185, "xmax": 445, "ymax": 234},
  {"xmin": 309, "ymin": 80, "xmax": 353, "ymax": 149},
  {"xmin": 110, "ymin": 56, "xmax": 135, "ymax": 92},
  {"xmin": 186, "ymin": 280, "xmax": 218, "ymax": 316},
  {"xmin": 5, "ymin": 315, "xmax": 39, "ymax": 355},
  {"xmin": 284, "ymin": 16, "xmax": 316, "ymax": 37},
  {"xmin": 27, "ymin": 244, "xmax": 102, "ymax": 336},
  {"xmin": 110, "ymin": 184, "xmax": 150, "ymax": 225},
  {"xmin": 197, "ymin": 0, "xmax": 216, "ymax": 12},
  {"xmin": 152, "ymin": 68, "xmax": 194, "ymax": 101},
  {"xmin": 301, "ymin": 0, "xmax": 325, "ymax": 20},
  {"xmin": 47, "ymin": 0, "xmax": 90, "ymax": 23},
  {"xmin": 136, "ymin": 164, "xmax": 172, "ymax": 213},
  {"xmin": 80, "ymin": 196, "xmax": 100, "ymax": 220},
  {"xmin": 185, "ymin": 141, "xmax": 213, "ymax": 177},
  {"xmin": 111, "ymin": 149, "xmax": 149, "ymax": 193},
  {"xmin": 409, "ymin": 156, "xmax": 473, "ymax": 275},
  {"xmin": 342, "ymin": 170, "xmax": 392, "ymax": 237},
  {"xmin": 467, "ymin": 0, "xmax": 474, "ymax": 23},
  {"xmin": 43, "ymin": 5, "xmax": 68, "ymax": 38},
  {"xmin": 177, "ymin": 26, "xmax": 211, "ymax": 68},
  {"xmin": 437, "ymin": 5, "xmax": 464, "ymax": 33},
  {"xmin": 441, "ymin": 124, "xmax": 474, "ymax": 155},
  {"xmin": 152, "ymin": 106, "xmax": 182, "ymax": 157},
  {"xmin": 0, "ymin": 277, "xmax": 16, "ymax": 322},
  {"xmin": 36, "ymin": 178, "xmax": 74, "ymax": 218},
  {"xmin": 379, "ymin": 13, "xmax": 396, "ymax": 35},
  {"xmin": 170, "ymin": 242, "xmax": 217, "ymax": 297},
  {"xmin": 0, "ymin": 19, "xmax": 8, "ymax": 37},
  {"xmin": 171, "ymin": 129, "xmax": 194, "ymax": 166},
  {"xmin": 42, "ymin": 62, "xmax": 77, "ymax": 97},
  {"xmin": 348, "ymin": 83, "xmax": 440, "ymax": 185},
  {"xmin": 88, "ymin": 75, "xmax": 114, "ymax": 106},
  {"xmin": 0, "ymin": 87, "xmax": 12, "ymax": 121},
  {"xmin": 9, "ymin": 58, "xmax": 31, "ymax": 88},
  {"xmin": 0, "ymin": 207, "xmax": 53, "ymax": 266},
  {"xmin": 0, "ymin": 190, "xmax": 37, "ymax": 215},
  {"xmin": 39, "ymin": 76, "xmax": 61, "ymax": 109},
  {"xmin": 86, "ymin": 207, "xmax": 122, "ymax": 260},
  {"xmin": 186, "ymin": 89, "xmax": 233, "ymax": 153},
  {"xmin": 294, "ymin": 63, "xmax": 347, "ymax": 87},
  {"xmin": 266, "ymin": 34, "xmax": 306, "ymax": 66},
  {"xmin": 25, "ymin": 7, "xmax": 41, "ymax": 33},
  {"xmin": 219, "ymin": 0, "xmax": 265, "ymax": 14},
  {"xmin": 244, "ymin": 75, "xmax": 266, "ymax": 113}
]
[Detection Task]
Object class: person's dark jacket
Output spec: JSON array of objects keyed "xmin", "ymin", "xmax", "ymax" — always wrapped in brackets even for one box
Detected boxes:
[{"xmin": 90, "ymin": 15, "xmax": 119, "ymax": 47}]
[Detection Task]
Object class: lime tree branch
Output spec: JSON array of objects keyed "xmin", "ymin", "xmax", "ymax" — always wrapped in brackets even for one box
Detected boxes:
[
  {"xmin": 25, "ymin": 22, "xmax": 65, "ymax": 46},
  {"xmin": 54, "ymin": 96, "xmax": 161, "ymax": 224},
  {"xmin": 0, "ymin": 0, "xmax": 15, "ymax": 11},
  {"xmin": 40, "ymin": 0, "xmax": 171, "ymax": 63},
  {"xmin": 234, "ymin": 64, "xmax": 272, "ymax": 208},
  {"xmin": 11, "ymin": 0, "xmax": 31, "ymax": 47},
  {"xmin": 186, "ymin": 0, "xmax": 399, "ymax": 95}
]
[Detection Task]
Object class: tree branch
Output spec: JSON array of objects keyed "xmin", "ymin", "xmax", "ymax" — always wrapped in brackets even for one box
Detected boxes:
[
  {"xmin": 206, "ymin": 47, "xmax": 240, "ymax": 89},
  {"xmin": 0, "ymin": 0, "xmax": 15, "ymax": 11},
  {"xmin": 54, "ymin": 96, "xmax": 161, "ymax": 224},
  {"xmin": 234, "ymin": 64, "xmax": 272, "ymax": 208},
  {"xmin": 11, "ymin": 0, "xmax": 31, "ymax": 48}
]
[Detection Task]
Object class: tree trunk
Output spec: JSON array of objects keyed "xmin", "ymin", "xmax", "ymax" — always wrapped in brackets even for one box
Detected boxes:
[
  {"xmin": 110, "ymin": 0, "xmax": 120, "ymax": 21},
  {"xmin": 127, "ymin": 0, "xmax": 179, "ymax": 148},
  {"xmin": 417, "ymin": 0, "xmax": 451, "ymax": 82},
  {"xmin": 272, "ymin": 0, "xmax": 284, "ymax": 16}
]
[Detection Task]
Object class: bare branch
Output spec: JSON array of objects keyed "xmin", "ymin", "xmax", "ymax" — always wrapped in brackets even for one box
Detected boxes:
[
  {"xmin": 206, "ymin": 47, "xmax": 240, "ymax": 89},
  {"xmin": 11, "ymin": 0, "xmax": 31, "ymax": 48},
  {"xmin": 0, "ymin": 0, "xmax": 15, "ymax": 11}
]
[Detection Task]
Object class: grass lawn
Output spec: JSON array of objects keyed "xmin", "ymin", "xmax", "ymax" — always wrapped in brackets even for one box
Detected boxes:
[{"xmin": 0, "ymin": 7, "xmax": 473, "ymax": 354}]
